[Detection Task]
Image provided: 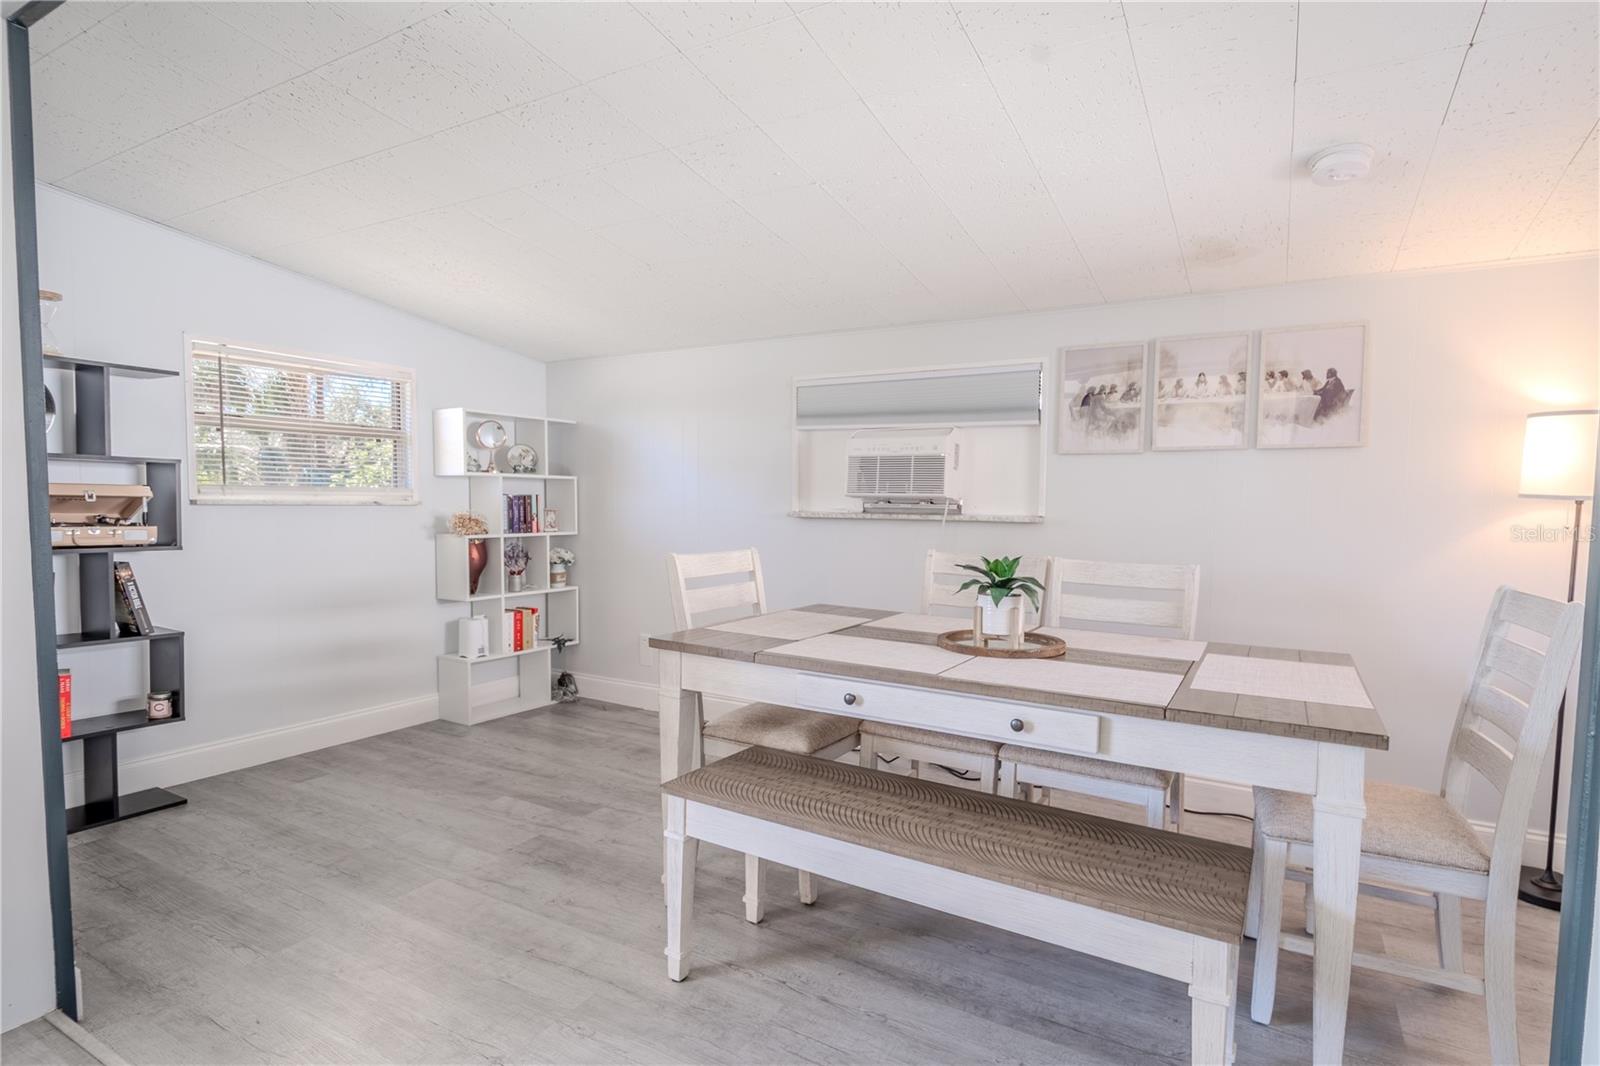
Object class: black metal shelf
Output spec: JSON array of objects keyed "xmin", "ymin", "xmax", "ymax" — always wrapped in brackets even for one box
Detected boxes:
[
  {"xmin": 65, "ymin": 788, "xmax": 187, "ymax": 834},
  {"xmin": 43, "ymin": 353, "xmax": 178, "ymax": 378},
  {"xmin": 48, "ymin": 453, "xmax": 181, "ymax": 464},
  {"xmin": 51, "ymin": 544, "xmax": 181, "ymax": 555},
  {"xmin": 58, "ymin": 625, "xmax": 182, "ymax": 650},
  {"xmin": 63, "ymin": 707, "xmax": 184, "ymax": 742}
]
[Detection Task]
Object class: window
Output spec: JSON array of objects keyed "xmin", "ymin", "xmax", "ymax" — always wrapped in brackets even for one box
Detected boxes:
[{"xmin": 187, "ymin": 340, "xmax": 417, "ymax": 504}]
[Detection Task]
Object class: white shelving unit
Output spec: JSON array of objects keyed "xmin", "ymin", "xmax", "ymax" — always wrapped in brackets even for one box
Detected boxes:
[{"xmin": 434, "ymin": 408, "xmax": 579, "ymax": 726}]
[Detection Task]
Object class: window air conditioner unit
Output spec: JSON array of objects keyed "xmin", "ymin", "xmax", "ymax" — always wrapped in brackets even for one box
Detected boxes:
[{"xmin": 844, "ymin": 428, "xmax": 966, "ymax": 515}]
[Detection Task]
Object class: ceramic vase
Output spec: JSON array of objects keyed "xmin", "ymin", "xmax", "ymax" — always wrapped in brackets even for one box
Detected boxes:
[{"xmin": 467, "ymin": 540, "xmax": 488, "ymax": 594}]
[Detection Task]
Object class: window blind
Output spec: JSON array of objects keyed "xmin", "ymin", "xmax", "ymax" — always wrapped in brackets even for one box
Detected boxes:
[
  {"xmin": 795, "ymin": 364, "xmax": 1042, "ymax": 428},
  {"xmin": 189, "ymin": 340, "xmax": 416, "ymax": 503}
]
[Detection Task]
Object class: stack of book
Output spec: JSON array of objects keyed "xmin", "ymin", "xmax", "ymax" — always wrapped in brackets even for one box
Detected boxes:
[
  {"xmin": 58, "ymin": 669, "xmax": 72, "ymax": 738},
  {"xmin": 504, "ymin": 494, "xmax": 541, "ymax": 534},
  {"xmin": 502, "ymin": 606, "xmax": 540, "ymax": 653}
]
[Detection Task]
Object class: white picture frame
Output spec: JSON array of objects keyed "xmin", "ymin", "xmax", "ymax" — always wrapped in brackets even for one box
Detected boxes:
[
  {"xmin": 1056, "ymin": 342, "xmax": 1148, "ymax": 454},
  {"xmin": 1151, "ymin": 332, "xmax": 1252, "ymax": 451},
  {"xmin": 1256, "ymin": 323, "xmax": 1368, "ymax": 449}
]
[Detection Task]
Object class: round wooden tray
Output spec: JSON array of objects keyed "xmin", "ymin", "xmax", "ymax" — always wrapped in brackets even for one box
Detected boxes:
[{"xmin": 936, "ymin": 630, "xmax": 1066, "ymax": 659}]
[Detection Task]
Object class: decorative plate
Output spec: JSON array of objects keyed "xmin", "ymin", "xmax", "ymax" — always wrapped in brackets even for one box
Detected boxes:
[{"xmin": 506, "ymin": 443, "xmax": 538, "ymax": 473}]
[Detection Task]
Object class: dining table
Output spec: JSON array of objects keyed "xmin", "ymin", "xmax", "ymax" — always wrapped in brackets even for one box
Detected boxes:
[{"xmin": 651, "ymin": 604, "xmax": 1389, "ymax": 1065}]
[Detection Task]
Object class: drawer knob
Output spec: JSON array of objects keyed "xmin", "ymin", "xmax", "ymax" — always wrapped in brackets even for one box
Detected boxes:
[
  {"xmin": 842, "ymin": 693, "xmax": 859, "ymax": 706},
  {"xmin": 1009, "ymin": 718, "xmax": 1024, "ymax": 733}
]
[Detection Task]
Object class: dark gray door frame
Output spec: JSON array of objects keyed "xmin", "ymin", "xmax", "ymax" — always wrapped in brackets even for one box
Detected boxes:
[
  {"xmin": 7, "ymin": 0, "xmax": 75, "ymax": 1019},
  {"xmin": 1551, "ymin": 441, "xmax": 1600, "ymax": 1064}
]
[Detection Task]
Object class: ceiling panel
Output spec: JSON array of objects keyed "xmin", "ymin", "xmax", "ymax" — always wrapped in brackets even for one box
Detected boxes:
[
  {"xmin": 26, "ymin": 0, "xmax": 1599, "ymax": 360},
  {"xmin": 1126, "ymin": 2, "xmax": 1299, "ymax": 292},
  {"xmin": 589, "ymin": 53, "xmax": 754, "ymax": 149},
  {"xmin": 488, "ymin": 2, "xmax": 675, "ymax": 82},
  {"xmin": 1287, "ymin": 48, "xmax": 1466, "ymax": 280},
  {"xmin": 1518, "ymin": 126, "xmax": 1600, "ymax": 257},
  {"xmin": 1397, "ymin": 16, "xmax": 1600, "ymax": 269},
  {"xmin": 316, "ymin": 5, "xmax": 574, "ymax": 135}
]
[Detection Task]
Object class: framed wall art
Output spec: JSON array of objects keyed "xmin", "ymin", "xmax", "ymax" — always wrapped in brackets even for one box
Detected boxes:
[{"xmin": 1056, "ymin": 342, "xmax": 1148, "ymax": 454}]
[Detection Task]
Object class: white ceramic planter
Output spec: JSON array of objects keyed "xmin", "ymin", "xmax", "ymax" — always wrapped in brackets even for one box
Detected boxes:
[{"xmin": 978, "ymin": 592, "xmax": 1024, "ymax": 637}]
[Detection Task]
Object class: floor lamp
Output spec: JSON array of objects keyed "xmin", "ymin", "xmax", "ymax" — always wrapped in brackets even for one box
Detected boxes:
[{"xmin": 1517, "ymin": 408, "xmax": 1598, "ymax": 910}]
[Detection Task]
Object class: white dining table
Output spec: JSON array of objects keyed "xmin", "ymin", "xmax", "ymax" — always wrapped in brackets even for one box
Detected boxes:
[{"xmin": 652, "ymin": 605, "xmax": 1389, "ymax": 1064}]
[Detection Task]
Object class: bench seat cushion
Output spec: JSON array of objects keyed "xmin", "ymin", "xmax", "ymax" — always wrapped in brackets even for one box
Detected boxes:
[
  {"xmin": 860, "ymin": 721, "xmax": 1001, "ymax": 755},
  {"xmin": 664, "ymin": 746, "xmax": 1250, "ymax": 940},
  {"xmin": 999, "ymin": 744, "xmax": 1172, "ymax": 789},
  {"xmin": 703, "ymin": 703, "xmax": 859, "ymax": 755}
]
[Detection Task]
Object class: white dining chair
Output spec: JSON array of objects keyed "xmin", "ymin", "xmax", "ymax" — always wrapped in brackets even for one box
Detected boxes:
[
  {"xmin": 996, "ymin": 559, "xmax": 1200, "ymax": 829},
  {"xmin": 858, "ymin": 551, "xmax": 1052, "ymax": 793},
  {"xmin": 1246, "ymin": 586, "xmax": 1584, "ymax": 1065},
  {"xmin": 667, "ymin": 549, "xmax": 860, "ymax": 918}
]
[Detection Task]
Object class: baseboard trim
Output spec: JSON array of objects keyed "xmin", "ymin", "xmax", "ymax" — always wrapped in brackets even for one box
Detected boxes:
[
  {"xmin": 572, "ymin": 671, "xmax": 1568, "ymax": 873},
  {"xmin": 64, "ymin": 694, "xmax": 438, "ymax": 807}
]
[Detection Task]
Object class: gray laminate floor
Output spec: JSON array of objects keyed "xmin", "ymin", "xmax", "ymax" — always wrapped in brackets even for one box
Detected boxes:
[{"xmin": 2, "ymin": 699, "xmax": 1563, "ymax": 1065}]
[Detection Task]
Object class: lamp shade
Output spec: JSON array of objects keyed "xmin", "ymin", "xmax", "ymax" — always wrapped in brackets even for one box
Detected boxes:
[{"xmin": 1519, "ymin": 409, "xmax": 1598, "ymax": 499}]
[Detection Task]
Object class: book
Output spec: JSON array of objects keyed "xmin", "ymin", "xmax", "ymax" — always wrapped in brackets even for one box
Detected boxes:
[
  {"xmin": 519, "ymin": 606, "xmax": 539, "ymax": 648},
  {"xmin": 501, "ymin": 610, "xmax": 514, "ymax": 654},
  {"xmin": 113, "ymin": 561, "xmax": 153, "ymax": 636},
  {"xmin": 512, "ymin": 607, "xmax": 524, "ymax": 651},
  {"xmin": 58, "ymin": 669, "xmax": 71, "ymax": 738}
]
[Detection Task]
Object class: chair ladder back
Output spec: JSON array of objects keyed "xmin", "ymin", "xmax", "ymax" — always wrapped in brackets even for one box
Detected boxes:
[
  {"xmin": 1441, "ymin": 586, "xmax": 1585, "ymax": 881},
  {"xmin": 921, "ymin": 550, "xmax": 1052, "ymax": 621},
  {"xmin": 668, "ymin": 548, "xmax": 768, "ymax": 630},
  {"xmin": 1047, "ymin": 558, "xmax": 1201, "ymax": 639}
]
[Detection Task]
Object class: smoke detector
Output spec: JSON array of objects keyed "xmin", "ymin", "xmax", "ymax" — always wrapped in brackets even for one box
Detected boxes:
[{"xmin": 1308, "ymin": 143, "xmax": 1375, "ymax": 186}]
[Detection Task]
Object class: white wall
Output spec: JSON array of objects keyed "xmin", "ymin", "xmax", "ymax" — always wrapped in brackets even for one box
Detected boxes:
[
  {"xmin": 549, "ymin": 256, "xmax": 1598, "ymax": 840},
  {"xmin": 35, "ymin": 186, "xmax": 547, "ymax": 796},
  {"xmin": 3, "ymin": 35, "xmax": 61, "ymax": 1032}
]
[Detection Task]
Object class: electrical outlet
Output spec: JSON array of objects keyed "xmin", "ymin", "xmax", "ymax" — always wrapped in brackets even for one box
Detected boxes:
[{"xmin": 639, "ymin": 633, "xmax": 655, "ymax": 668}]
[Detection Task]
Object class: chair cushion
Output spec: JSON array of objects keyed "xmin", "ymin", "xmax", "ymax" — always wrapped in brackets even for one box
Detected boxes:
[
  {"xmin": 703, "ymin": 703, "xmax": 859, "ymax": 755},
  {"xmin": 1254, "ymin": 781, "xmax": 1490, "ymax": 873},
  {"xmin": 999, "ymin": 745, "xmax": 1172, "ymax": 789},
  {"xmin": 664, "ymin": 747, "xmax": 1252, "ymax": 941},
  {"xmin": 860, "ymin": 720, "xmax": 1001, "ymax": 755}
]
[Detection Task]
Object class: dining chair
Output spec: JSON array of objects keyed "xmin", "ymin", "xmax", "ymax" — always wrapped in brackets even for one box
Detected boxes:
[
  {"xmin": 996, "ymin": 559, "xmax": 1200, "ymax": 829},
  {"xmin": 858, "ymin": 550, "xmax": 1052, "ymax": 793},
  {"xmin": 667, "ymin": 548, "xmax": 861, "ymax": 917},
  {"xmin": 1246, "ymin": 585, "xmax": 1584, "ymax": 1064}
]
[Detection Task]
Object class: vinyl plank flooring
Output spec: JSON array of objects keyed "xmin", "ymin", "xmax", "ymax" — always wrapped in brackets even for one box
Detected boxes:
[{"xmin": 51, "ymin": 698, "xmax": 1560, "ymax": 1065}]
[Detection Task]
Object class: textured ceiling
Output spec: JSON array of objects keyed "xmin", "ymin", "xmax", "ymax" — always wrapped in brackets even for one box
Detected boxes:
[{"xmin": 29, "ymin": 1, "xmax": 1600, "ymax": 361}]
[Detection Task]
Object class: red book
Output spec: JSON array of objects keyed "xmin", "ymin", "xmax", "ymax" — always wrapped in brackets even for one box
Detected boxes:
[
  {"xmin": 512, "ymin": 608, "xmax": 524, "ymax": 652},
  {"xmin": 58, "ymin": 669, "xmax": 72, "ymax": 738}
]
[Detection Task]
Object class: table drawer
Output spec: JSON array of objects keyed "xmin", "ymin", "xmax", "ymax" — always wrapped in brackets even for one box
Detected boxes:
[{"xmin": 795, "ymin": 673, "xmax": 1100, "ymax": 754}]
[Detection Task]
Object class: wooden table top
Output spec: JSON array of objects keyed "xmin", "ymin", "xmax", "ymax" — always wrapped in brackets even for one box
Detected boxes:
[{"xmin": 650, "ymin": 605, "xmax": 1389, "ymax": 750}]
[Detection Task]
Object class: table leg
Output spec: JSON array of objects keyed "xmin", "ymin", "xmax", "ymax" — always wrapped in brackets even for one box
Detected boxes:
[
  {"xmin": 659, "ymin": 651, "xmax": 701, "ymax": 903},
  {"xmin": 1310, "ymin": 744, "xmax": 1366, "ymax": 1065}
]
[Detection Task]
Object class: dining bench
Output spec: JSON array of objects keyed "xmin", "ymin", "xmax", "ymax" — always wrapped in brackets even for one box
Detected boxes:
[{"xmin": 661, "ymin": 746, "xmax": 1252, "ymax": 1065}]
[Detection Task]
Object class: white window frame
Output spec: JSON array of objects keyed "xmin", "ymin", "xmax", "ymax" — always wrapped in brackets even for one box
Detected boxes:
[{"xmin": 185, "ymin": 336, "xmax": 419, "ymax": 506}]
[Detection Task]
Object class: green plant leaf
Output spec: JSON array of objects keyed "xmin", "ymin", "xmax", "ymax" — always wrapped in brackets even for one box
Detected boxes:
[
  {"xmin": 1020, "ymin": 585, "xmax": 1040, "ymax": 611},
  {"xmin": 954, "ymin": 563, "xmax": 993, "ymax": 579},
  {"xmin": 989, "ymin": 586, "xmax": 1009, "ymax": 607},
  {"xmin": 1013, "ymin": 575, "xmax": 1045, "ymax": 591},
  {"xmin": 955, "ymin": 578, "xmax": 985, "ymax": 594}
]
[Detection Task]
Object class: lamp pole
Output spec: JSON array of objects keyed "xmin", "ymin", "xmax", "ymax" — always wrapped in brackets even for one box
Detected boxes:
[{"xmin": 1519, "ymin": 496, "xmax": 1584, "ymax": 909}]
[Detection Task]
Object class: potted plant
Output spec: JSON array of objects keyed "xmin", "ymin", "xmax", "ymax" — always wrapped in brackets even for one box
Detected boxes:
[
  {"xmin": 956, "ymin": 556, "xmax": 1044, "ymax": 638},
  {"xmin": 550, "ymin": 546, "xmax": 575, "ymax": 587},
  {"xmin": 503, "ymin": 541, "xmax": 529, "ymax": 592}
]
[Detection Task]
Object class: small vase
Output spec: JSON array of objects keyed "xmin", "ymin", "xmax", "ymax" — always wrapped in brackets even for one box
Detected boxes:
[
  {"xmin": 549, "ymin": 563, "xmax": 568, "ymax": 587},
  {"xmin": 507, "ymin": 571, "xmax": 524, "ymax": 592},
  {"xmin": 467, "ymin": 539, "xmax": 488, "ymax": 595}
]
